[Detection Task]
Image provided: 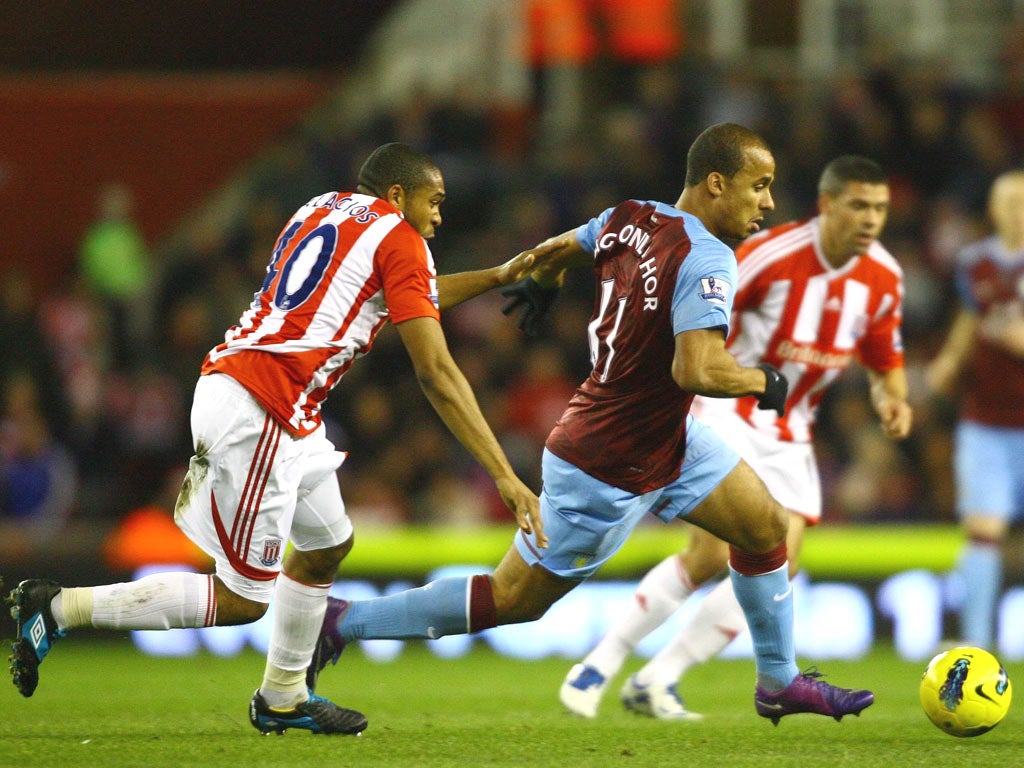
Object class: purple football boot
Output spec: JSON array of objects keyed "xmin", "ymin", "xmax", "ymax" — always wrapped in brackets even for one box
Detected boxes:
[{"xmin": 755, "ymin": 668, "xmax": 874, "ymax": 725}]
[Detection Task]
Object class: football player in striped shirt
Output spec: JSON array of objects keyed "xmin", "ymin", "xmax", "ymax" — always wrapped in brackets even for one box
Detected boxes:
[
  {"xmin": 559, "ymin": 155, "xmax": 912, "ymax": 720},
  {"xmin": 7, "ymin": 143, "xmax": 544, "ymax": 735}
]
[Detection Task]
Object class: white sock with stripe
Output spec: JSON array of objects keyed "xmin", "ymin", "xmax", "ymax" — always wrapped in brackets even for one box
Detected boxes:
[
  {"xmin": 634, "ymin": 575, "xmax": 745, "ymax": 687},
  {"xmin": 54, "ymin": 572, "xmax": 216, "ymax": 631}
]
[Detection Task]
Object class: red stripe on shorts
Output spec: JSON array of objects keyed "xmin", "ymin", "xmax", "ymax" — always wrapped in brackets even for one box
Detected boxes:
[
  {"xmin": 210, "ymin": 492, "xmax": 278, "ymax": 581},
  {"xmin": 232, "ymin": 415, "xmax": 281, "ymax": 564}
]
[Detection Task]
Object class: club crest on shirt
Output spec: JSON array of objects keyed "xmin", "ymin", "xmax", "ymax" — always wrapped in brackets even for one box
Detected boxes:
[
  {"xmin": 698, "ymin": 276, "xmax": 730, "ymax": 305},
  {"xmin": 260, "ymin": 537, "xmax": 283, "ymax": 567}
]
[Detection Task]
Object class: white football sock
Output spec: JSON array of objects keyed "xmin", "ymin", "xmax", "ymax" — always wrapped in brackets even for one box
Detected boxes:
[
  {"xmin": 635, "ymin": 576, "xmax": 745, "ymax": 687},
  {"xmin": 582, "ymin": 555, "xmax": 695, "ymax": 678},
  {"xmin": 260, "ymin": 573, "xmax": 330, "ymax": 709},
  {"xmin": 72, "ymin": 573, "xmax": 216, "ymax": 630}
]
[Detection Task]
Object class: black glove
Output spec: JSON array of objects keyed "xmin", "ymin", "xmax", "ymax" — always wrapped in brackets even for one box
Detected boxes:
[
  {"xmin": 756, "ymin": 363, "xmax": 788, "ymax": 416},
  {"xmin": 500, "ymin": 277, "xmax": 560, "ymax": 336}
]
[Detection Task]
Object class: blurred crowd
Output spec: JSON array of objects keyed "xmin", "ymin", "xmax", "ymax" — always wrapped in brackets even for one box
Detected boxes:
[{"xmin": 3, "ymin": 5, "xmax": 1024, "ymax": 547}]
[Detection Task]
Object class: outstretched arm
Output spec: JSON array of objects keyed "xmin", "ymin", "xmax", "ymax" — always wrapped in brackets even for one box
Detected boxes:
[
  {"xmin": 867, "ymin": 366, "xmax": 913, "ymax": 439},
  {"xmin": 520, "ymin": 230, "xmax": 593, "ymax": 288},
  {"xmin": 395, "ymin": 316, "xmax": 547, "ymax": 547},
  {"xmin": 434, "ymin": 229, "xmax": 591, "ymax": 311},
  {"xmin": 435, "ymin": 251, "xmax": 536, "ymax": 311},
  {"xmin": 500, "ymin": 230, "xmax": 593, "ymax": 335}
]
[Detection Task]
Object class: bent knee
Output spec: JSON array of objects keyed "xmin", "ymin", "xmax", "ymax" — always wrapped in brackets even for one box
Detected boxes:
[
  {"xmin": 765, "ymin": 502, "xmax": 789, "ymax": 546},
  {"xmin": 760, "ymin": 502, "xmax": 789, "ymax": 550},
  {"xmin": 284, "ymin": 537, "xmax": 354, "ymax": 583},
  {"xmin": 488, "ymin": 547, "xmax": 577, "ymax": 625},
  {"xmin": 213, "ymin": 578, "xmax": 270, "ymax": 625},
  {"xmin": 739, "ymin": 499, "xmax": 788, "ymax": 554},
  {"xmin": 489, "ymin": 573, "xmax": 561, "ymax": 625},
  {"xmin": 491, "ymin": 582, "xmax": 549, "ymax": 624},
  {"xmin": 216, "ymin": 597, "xmax": 269, "ymax": 626},
  {"xmin": 233, "ymin": 599, "xmax": 269, "ymax": 625}
]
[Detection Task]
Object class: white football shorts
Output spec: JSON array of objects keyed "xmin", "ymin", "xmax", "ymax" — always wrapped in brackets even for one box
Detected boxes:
[
  {"xmin": 691, "ymin": 397, "xmax": 821, "ymax": 523},
  {"xmin": 174, "ymin": 373, "xmax": 353, "ymax": 602}
]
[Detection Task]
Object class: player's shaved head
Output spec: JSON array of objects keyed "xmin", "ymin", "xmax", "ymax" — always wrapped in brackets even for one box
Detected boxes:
[
  {"xmin": 818, "ymin": 155, "xmax": 887, "ymax": 196},
  {"xmin": 989, "ymin": 169, "xmax": 1024, "ymax": 249},
  {"xmin": 357, "ymin": 143, "xmax": 440, "ymax": 198},
  {"xmin": 685, "ymin": 123, "xmax": 771, "ymax": 187},
  {"xmin": 989, "ymin": 169, "xmax": 1024, "ymax": 203}
]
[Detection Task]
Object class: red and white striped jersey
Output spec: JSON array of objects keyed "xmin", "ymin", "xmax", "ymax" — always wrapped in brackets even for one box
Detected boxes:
[
  {"xmin": 202, "ymin": 191, "xmax": 440, "ymax": 436},
  {"xmin": 692, "ymin": 216, "xmax": 904, "ymax": 444}
]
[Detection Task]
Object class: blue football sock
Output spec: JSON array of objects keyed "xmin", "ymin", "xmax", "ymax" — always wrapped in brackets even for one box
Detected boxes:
[
  {"xmin": 958, "ymin": 541, "xmax": 1002, "ymax": 648},
  {"xmin": 729, "ymin": 564, "xmax": 799, "ymax": 691},
  {"xmin": 338, "ymin": 576, "xmax": 472, "ymax": 641}
]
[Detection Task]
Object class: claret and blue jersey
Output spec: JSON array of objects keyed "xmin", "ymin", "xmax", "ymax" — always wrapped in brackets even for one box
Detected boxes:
[{"xmin": 544, "ymin": 199, "xmax": 737, "ymax": 495}]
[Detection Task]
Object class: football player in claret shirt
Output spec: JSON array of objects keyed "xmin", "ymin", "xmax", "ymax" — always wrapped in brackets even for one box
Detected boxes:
[
  {"xmin": 7, "ymin": 143, "xmax": 544, "ymax": 735},
  {"xmin": 927, "ymin": 170, "xmax": 1024, "ymax": 651},
  {"xmin": 558, "ymin": 155, "xmax": 912, "ymax": 720},
  {"xmin": 309, "ymin": 124, "xmax": 875, "ymax": 726}
]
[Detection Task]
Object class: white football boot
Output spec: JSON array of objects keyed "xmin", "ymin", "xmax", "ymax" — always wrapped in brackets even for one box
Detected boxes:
[
  {"xmin": 620, "ymin": 675, "xmax": 704, "ymax": 721},
  {"xmin": 559, "ymin": 663, "xmax": 609, "ymax": 718}
]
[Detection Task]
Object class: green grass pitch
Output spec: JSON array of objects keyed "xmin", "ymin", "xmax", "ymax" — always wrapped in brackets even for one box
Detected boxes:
[{"xmin": 1, "ymin": 639, "xmax": 1020, "ymax": 767}]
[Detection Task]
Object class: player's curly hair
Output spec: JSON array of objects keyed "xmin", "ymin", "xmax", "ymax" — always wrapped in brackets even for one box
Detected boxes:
[
  {"xmin": 818, "ymin": 155, "xmax": 887, "ymax": 195},
  {"xmin": 685, "ymin": 123, "xmax": 771, "ymax": 187},
  {"xmin": 356, "ymin": 143, "xmax": 439, "ymax": 198}
]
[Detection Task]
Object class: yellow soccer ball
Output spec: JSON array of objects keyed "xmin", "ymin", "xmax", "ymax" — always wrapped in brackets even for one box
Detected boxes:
[{"xmin": 920, "ymin": 646, "xmax": 1012, "ymax": 737}]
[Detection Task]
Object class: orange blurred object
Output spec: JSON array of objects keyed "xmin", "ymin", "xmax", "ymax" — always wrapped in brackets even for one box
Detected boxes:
[{"xmin": 103, "ymin": 505, "xmax": 211, "ymax": 571}]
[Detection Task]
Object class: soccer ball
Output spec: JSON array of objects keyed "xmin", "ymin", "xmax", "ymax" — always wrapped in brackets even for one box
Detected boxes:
[{"xmin": 919, "ymin": 646, "xmax": 1012, "ymax": 737}]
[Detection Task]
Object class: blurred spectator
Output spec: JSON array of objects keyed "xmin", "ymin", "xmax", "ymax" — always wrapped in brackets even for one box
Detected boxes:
[
  {"xmin": 0, "ymin": 270, "xmax": 71, "ymax": 441},
  {"xmin": 592, "ymin": 0, "xmax": 687, "ymax": 105},
  {"xmin": 36, "ymin": 272, "xmax": 113, "ymax": 462},
  {"xmin": 704, "ymin": 64, "xmax": 771, "ymax": 138},
  {"xmin": 504, "ymin": 342, "xmax": 578, "ymax": 490},
  {"xmin": 901, "ymin": 92, "xmax": 959, "ymax": 195},
  {"xmin": 826, "ymin": 68, "xmax": 899, "ymax": 169},
  {"xmin": 0, "ymin": 371, "xmax": 77, "ymax": 548},
  {"xmin": 950, "ymin": 105, "xmax": 1017, "ymax": 214},
  {"xmin": 102, "ymin": 366, "xmax": 187, "ymax": 511},
  {"xmin": 526, "ymin": 0, "xmax": 599, "ymax": 145},
  {"xmin": 78, "ymin": 182, "xmax": 152, "ymax": 368},
  {"xmin": 991, "ymin": 20, "xmax": 1024, "ymax": 159}
]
